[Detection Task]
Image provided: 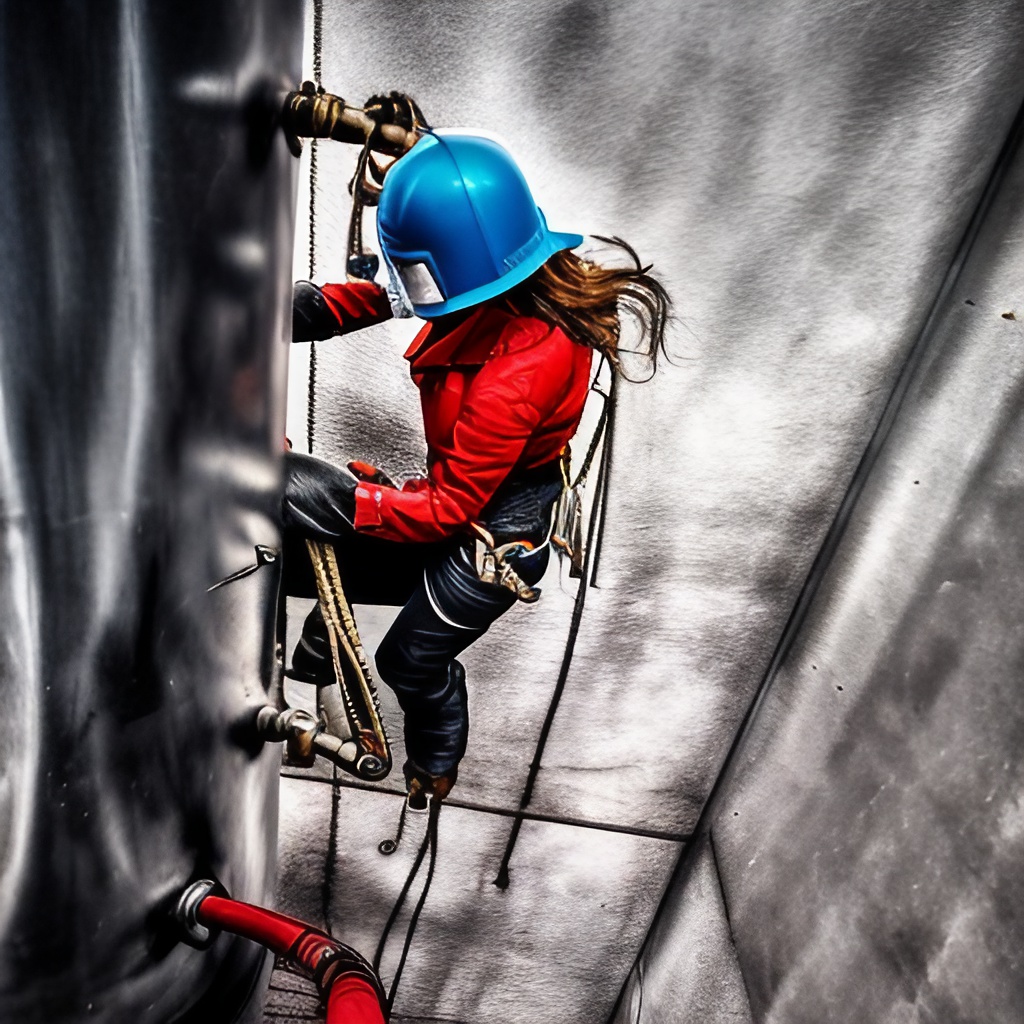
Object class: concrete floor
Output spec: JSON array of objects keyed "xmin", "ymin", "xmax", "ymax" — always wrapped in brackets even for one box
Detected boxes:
[{"xmin": 264, "ymin": 627, "xmax": 685, "ymax": 1023}]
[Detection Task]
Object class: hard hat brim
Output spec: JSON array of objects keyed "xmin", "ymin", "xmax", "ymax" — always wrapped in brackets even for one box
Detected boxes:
[{"xmin": 410, "ymin": 228, "xmax": 585, "ymax": 319}]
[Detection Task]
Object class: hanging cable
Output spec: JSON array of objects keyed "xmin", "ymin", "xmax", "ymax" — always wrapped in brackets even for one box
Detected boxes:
[
  {"xmin": 320, "ymin": 764, "xmax": 341, "ymax": 936},
  {"xmin": 587, "ymin": 372, "xmax": 618, "ymax": 587},
  {"xmin": 372, "ymin": 800, "xmax": 442, "ymax": 1013},
  {"xmin": 306, "ymin": 0, "xmax": 323, "ymax": 455},
  {"xmin": 493, "ymin": 374, "xmax": 618, "ymax": 889}
]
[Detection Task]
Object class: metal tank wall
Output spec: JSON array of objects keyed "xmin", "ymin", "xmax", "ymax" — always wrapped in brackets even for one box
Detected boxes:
[
  {"xmin": 0, "ymin": 4, "xmax": 300, "ymax": 1022},
  {"xmin": 278, "ymin": 1, "xmax": 1024, "ymax": 1022}
]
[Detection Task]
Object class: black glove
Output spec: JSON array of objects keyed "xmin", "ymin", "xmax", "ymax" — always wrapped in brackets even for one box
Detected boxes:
[
  {"xmin": 363, "ymin": 90, "xmax": 425, "ymax": 133},
  {"xmin": 363, "ymin": 91, "xmax": 428, "ymax": 156},
  {"xmin": 282, "ymin": 452, "xmax": 357, "ymax": 535},
  {"xmin": 292, "ymin": 281, "xmax": 340, "ymax": 343}
]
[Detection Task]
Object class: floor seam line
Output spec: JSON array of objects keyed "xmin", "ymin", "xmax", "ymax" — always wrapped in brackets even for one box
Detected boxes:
[{"xmin": 279, "ymin": 769, "xmax": 691, "ymax": 842}]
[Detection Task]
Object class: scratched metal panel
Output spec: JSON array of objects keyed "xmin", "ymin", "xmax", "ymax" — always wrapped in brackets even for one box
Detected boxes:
[
  {"xmin": 292, "ymin": 0, "xmax": 1024, "ymax": 838},
  {"xmin": 0, "ymin": 3, "xmax": 300, "ymax": 1021},
  {"xmin": 684, "ymin": 113, "xmax": 1024, "ymax": 1021},
  {"xmin": 276, "ymin": 775, "xmax": 681, "ymax": 1024}
]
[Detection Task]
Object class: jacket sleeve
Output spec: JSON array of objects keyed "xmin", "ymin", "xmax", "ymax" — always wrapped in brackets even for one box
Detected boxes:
[
  {"xmin": 352, "ymin": 332, "xmax": 565, "ymax": 543},
  {"xmin": 293, "ymin": 280, "xmax": 393, "ymax": 342}
]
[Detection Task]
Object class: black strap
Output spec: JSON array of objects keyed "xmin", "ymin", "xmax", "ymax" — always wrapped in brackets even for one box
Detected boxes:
[
  {"xmin": 588, "ymin": 371, "xmax": 617, "ymax": 586},
  {"xmin": 571, "ymin": 355, "xmax": 611, "ymax": 489},
  {"xmin": 493, "ymin": 371, "xmax": 617, "ymax": 888}
]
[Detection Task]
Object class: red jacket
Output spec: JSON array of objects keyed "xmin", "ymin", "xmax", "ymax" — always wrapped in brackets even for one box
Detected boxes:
[{"xmin": 319, "ymin": 281, "xmax": 593, "ymax": 543}]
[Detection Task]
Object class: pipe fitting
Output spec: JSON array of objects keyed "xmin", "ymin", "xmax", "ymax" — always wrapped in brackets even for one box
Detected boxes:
[
  {"xmin": 175, "ymin": 878, "xmax": 220, "ymax": 949},
  {"xmin": 256, "ymin": 704, "xmax": 318, "ymax": 766}
]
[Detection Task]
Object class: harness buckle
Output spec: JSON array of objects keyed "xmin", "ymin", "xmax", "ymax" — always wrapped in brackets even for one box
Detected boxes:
[{"xmin": 470, "ymin": 524, "xmax": 542, "ymax": 603}]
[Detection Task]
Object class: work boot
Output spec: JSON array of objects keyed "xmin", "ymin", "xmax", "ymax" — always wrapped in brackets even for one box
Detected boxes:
[
  {"xmin": 404, "ymin": 759, "xmax": 457, "ymax": 810},
  {"xmin": 288, "ymin": 604, "xmax": 333, "ymax": 685}
]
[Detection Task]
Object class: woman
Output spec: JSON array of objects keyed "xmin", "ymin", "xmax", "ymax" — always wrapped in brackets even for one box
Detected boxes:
[{"xmin": 283, "ymin": 130, "xmax": 669, "ymax": 807}]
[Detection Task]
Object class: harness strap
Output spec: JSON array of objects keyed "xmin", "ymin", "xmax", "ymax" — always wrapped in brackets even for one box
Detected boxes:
[
  {"xmin": 551, "ymin": 356, "xmax": 615, "ymax": 575},
  {"xmin": 470, "ymin": 523, "xmax": 542, "ymax": 603}
]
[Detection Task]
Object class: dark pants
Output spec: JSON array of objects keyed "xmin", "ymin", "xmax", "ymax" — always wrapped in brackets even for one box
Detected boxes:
[{"xmin": 282, "ymin": 452, "xmax": 549, "ymax": 776}]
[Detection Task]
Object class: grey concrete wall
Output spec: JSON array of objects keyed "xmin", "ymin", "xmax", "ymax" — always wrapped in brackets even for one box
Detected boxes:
[
  {"xmin": 277, "ymin": 1, "xmax": 1024, "ymax": 1021},
  {"xmin": 617, "ymin": 84, "xmax": 1024, "ymax": 1024}
]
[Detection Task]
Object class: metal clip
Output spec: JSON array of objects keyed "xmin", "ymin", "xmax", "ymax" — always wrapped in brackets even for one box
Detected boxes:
[{"xmin": 471, "ymin": 524, "xmax": 541, "ymax": 603}]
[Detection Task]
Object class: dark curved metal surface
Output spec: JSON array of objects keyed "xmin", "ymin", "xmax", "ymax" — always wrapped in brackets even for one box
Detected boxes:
[{"xmin": 0, "ymin": 3, "xmax": 299, "ymax": 1021}]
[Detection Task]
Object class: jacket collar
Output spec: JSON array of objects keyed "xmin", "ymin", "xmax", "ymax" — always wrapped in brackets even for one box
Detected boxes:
[{"xmin": 404, "ymin": 304, "xmax": 513, "ymax": 371}]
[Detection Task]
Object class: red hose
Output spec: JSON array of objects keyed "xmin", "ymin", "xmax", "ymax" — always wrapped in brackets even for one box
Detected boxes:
[
  {"xmin": 195, "ymin": 894, "xmax": 386, "ymax": 1024},
  {"xmin": 329, "ymin": 977, "xmax": 390, "ymax": 1022},
  {"xmin": 198, "ymin": 896, "xmax": 308, "ymax": 955}
]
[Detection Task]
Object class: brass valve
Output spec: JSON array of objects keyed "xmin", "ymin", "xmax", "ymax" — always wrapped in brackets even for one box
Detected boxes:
[{"xmin": 281, "ymin": 81, "xmax": 422, "ymax": 158}]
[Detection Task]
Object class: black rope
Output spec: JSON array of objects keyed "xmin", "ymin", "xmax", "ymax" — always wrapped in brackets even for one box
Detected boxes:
[
  {"xmin": 386, "ymin": 801, "xmax": 440, "ymax": 1013},
  {"xmin": 378, "ymin": 798, "xmax": 409, "ymax": 855},
  {"xmin": 372, "ymin": 801, "xmax": 442, "ymax": 1010},
  {"xmin": 493, "ymin": 382, "xmax": 617, "ymax": 889},
  {"xmin": 306, "ymin": 0, "xmax": 323, "ymax": 455},
  {"xmin": 311, "ymin": 0, "xmax": 322, "ymax": 83},
  {"xmin": 588, "ymin": 372, "xmax": 617, "ymax": 587},
  {"xmin": 320, "ymin": 764, "xmax": 341, "ymax": 936}
]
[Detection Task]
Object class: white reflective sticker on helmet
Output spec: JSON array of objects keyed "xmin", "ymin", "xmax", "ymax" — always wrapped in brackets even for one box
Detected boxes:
[
  {"xmin": 397, "ymin": 262, "xmax": 445, "ymax": 306},
  {"xmin": 383, "ymin": 260, "xmax": 415, "ymax": 319}
]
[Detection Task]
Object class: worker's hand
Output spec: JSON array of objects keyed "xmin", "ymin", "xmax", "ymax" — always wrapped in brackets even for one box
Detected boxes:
[
  {"xmin": 363, "ymin": 91, "xmax": 426, "ymax": 154},
  {"xmin": 293, "ymin": 281, "xmax": 341, "ymax": 343}
]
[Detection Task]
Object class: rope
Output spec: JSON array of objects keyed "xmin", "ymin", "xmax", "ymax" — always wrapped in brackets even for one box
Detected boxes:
[
  {"xmin": 378, "ymin": 799, "xmax": 409, "ymax": 855},
  {"xmin": 372, "ymin": 800, "xmax": 442, "ymax": 1012},
  {"xmin": 493, "ymin": 376, "xmax": 617, "ymax": 889},
  {"xmin": 306, "ymin": 0, "xmax": 323, "ymax": 455},
  {"xmin": 572, "ymin": 357, "xmax": 612, "ymax": 490},
  {"xmin": 587, "ymin": 372, "xmax": 618, "ymax": 586}
]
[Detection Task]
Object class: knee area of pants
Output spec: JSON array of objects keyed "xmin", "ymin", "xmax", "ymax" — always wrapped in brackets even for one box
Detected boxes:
[{"xmin": 373, "ymin": 640, "xmax": 423, "ymax": 691}]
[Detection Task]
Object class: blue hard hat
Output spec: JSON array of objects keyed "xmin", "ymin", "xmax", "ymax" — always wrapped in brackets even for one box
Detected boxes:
[{"xmin": 377, "ymin": 130, "xmax": 584, "ymax": 318}]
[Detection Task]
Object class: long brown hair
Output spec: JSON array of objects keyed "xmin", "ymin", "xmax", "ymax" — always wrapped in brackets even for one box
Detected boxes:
[{"xmin": 500, "ymin": 236, "xmax": 671, "ymax": 380}]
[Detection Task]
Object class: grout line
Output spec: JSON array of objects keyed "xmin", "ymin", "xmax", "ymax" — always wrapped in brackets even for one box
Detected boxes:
[
  {"xmin": 390, "ymin": 1016, "xmax": 471, "ymax": 1024},
  {"xmin": 279, "ymin": 770, "xmax": 691, "ymax": 843}
]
